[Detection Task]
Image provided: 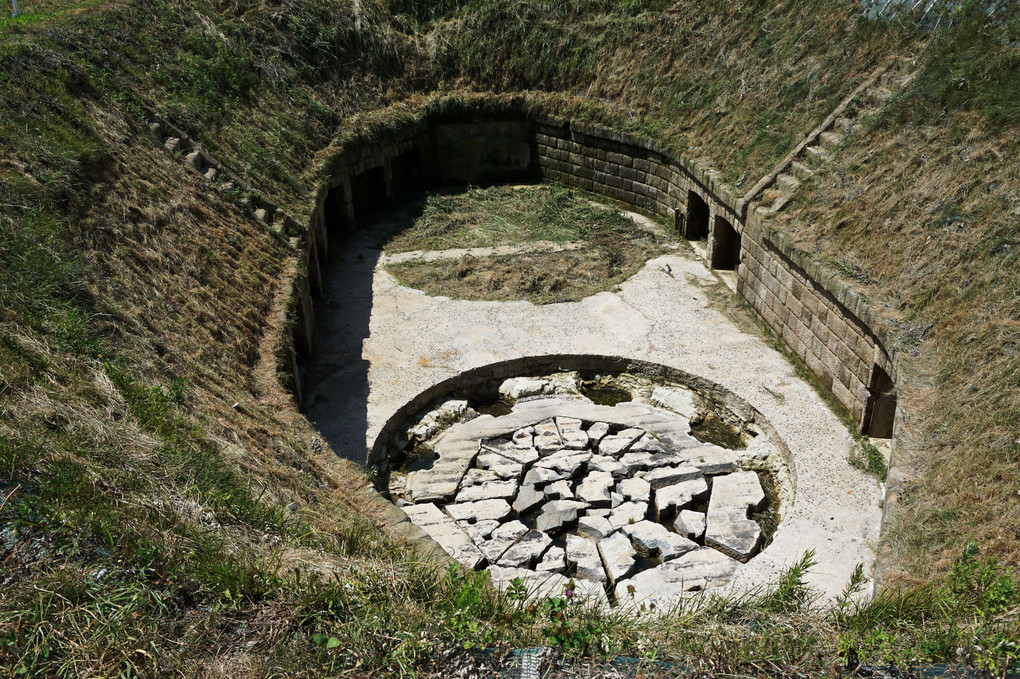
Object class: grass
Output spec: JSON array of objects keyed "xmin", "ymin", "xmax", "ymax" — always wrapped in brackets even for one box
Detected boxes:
[
  {"xmin": 383, "ymin": 183, "xmax": 658, "ymax": 253},
  {"xmin": 385, "ymin": 184, "xmax": 672, "ymax": 303}
]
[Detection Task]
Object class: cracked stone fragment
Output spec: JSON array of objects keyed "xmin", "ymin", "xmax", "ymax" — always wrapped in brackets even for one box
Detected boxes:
[
  {"xmin": 555, "ymin": 417, "xmax": 589, "ymax": 450},
  {"xmin": 655, "ymin": 476, "xmax": 709, "ymax": 515},
  {"xmin": 610, "ymin": 492, "xmax": 624, "ymax": 508},
  {"xmin": 498, "ymin": 529, "xmax": 553, "ymax": 568},
  {"xmin": 622, "ymin": 520, "xmax": 698, "ymax": 561},
  {"xmin": 533, "ymin": 420, "xmax": 563, "ymax": 453},
  {"xmin": 401, "ymin": 503, "xmax": 484, "ymax": 568},
  {"xmin": 455, "ymin": 480, "xmax": 517, "ymax": 503},
  {"xmin": 629, "ymin": 434, "xmax": 667, "ymax": 454},
  {"xmin": 479, "ymin": 521, "xmax": 529, "ymax": 562},
  {"xmin": 575, "ymin": 471, "xmax": 614, "ymax": 507},
  {"xmin": 650, "ymin": 386, "xmax": 698, "ymax": 420},
  {"xmin": 645, "ymin": 450, "xmax": 692, "ymax": 468},
  {"xmin": 475, "ymin": 451, "xmax": 525, "ymax": 479},
  {"xmin": 405, "ymin": 464, "xmax": 465, "ymax": 503},
  {"xmin": 577, "ymin": 515, "xmax": 615, "ymax": 540},
  {"xmin": 461, "ymin": 469, "xmax": 499, "ymax": 487},
  {"xmin": 534, "ymin": 450, "xmax": 591, "ymax": 475},
  {"xmin": 543, "ymin": 479, "xmax": 574, "ymax": 500},
  {"xmin": 458, "ymin": 519, "xmax": 499, "ymax": 544},
  {"xmin": 586, "ymin": 508, "xmax": 611, "ymax": 518},
  {"xmin": 513, "ymin": 484, "xmax": 545, "ymax": 515},
  {"xmin": 487, "ymin": 566, "xmax": 571, "ymax": 602},
  {"xmin": 481, "ymin": 439, "xmax": 539, "ymax": 465},
  {"xmin": 586, "ymin": 422, "xmax": 610, "ymax": 445},
  {"xmin": 523, "ymin": 466, "xmax": 571, "ymax": 486},
  {"xmin": 619, "ymin": 451, "xmax": 653, "ymax": 472},
  {"xmin": 643, "ymin": 464, "xmax": 703, "ymax": 490},
  {"xmin": 614, "ymin": 547, "xmax": 740, "ymax": 609},
  {"xmin": 535, "ymin": 545, "xmax": 565, "ymax": 573},
  {"xmin": 535, "ymin": 500, "xmax": 588, "ymax": 532},
  {"xmin": 617, "ymin": 477, "xmax": 650, "ymax": 502},
  {"xmin": 598, "ymin": 428, "xmax": 646, "ymax": 456},
  {"xmin": 675, "ymin": 510, "xmax": 706, "ymax": 540},
  {"xmin": 499, "ymin": 378, "xmax": 552, "ymax": 400},
  {"xmin": 566, "ymin": 534, "xmax": 607, "ymax": 583},
  {"xmin": 512, "ymin": 426, "xmax": 535, "ymax": 449},
  {"xmin": 608, "ymin": 500, "xmax": 648, "ymax": 529},
  {"xmin": 444, "ymin": 499, "xmax": 511, "ymax": 523},
  {"xmin": 588, "ymin": 455, "xmax": 628, "ymax": 477},
  {"xmin": 684, "ymin": 445, "xmax": 740, "ymax": 474},
  {"xmin": 704, "ymin": 471, "xmax": 764, "ymax": 561},
  {"xmin": 598, "ymin": 532, "xmax": 637, "ymax": 584}
]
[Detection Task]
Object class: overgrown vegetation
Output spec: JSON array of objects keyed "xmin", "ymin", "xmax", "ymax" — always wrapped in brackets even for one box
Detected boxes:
[
  {"xmin": 385, "ymin": 184, "xmax": 671, "ymax": 303},
  {"xmin": 2, "ymin": 0, "xmax": 1019, "ymax": 673}
]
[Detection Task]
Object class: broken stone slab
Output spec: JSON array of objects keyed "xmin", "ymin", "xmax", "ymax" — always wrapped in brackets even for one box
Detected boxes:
[
  {"xmin": 543, "ymin": 479, "xmax": 574, "ymax": 500},
  {"xmin": 598, "ymin": 428, "xmax": 646, "ymax": 456},
  {"xmin": 586, "ymin": 508, "xmax": 611, "ymax": 518},
  {"xmin": 555, "ymin": 417, "xmax": 590, "ymax": 450},
  {"xmin": 621, "ymin": 520, "xmax": 698, "ymax": 561},
  {"xmin": 614, "ymin": 547, "xmax": 740, "ymax": 610},
  {"xmin": 710, "ymin": 470, "xmax": 765, "ymax": 511},
  {"xmin": 566, "ymin": 534, "xmax": 607, "ymax": 583},
  {"xmin": 461, "ymin": 468, "xmax": 500, "ymax": 487},
  {"xmin": 643, "ymin": 464, "xmax": 703, "ymax": 490},
  {"xmin": 705, "ymin": 471, "xmax": 765, "ymax": 561},
  {"xmin": 654, "ymin": 476, "xmax": 709, "ymax": 516},
  {"xmin": 608, "ymin": 500, "xmax": 649, "ymax": 529},
  {"xmin": 480, "ymin": 439, "xmax": 540, "ymax": 465},
  {"xmin": 586, "ymin": 421, "xmax": 610, "ymax": 445},
  {"xmin": 512, "ymin": 426, "xmax": 535, "ymax": 448},
  {"xmin": 588, "ymin": 455, "xmax": 628, "ymax": 477},
  {"xmin": 619, "ymin": 451, "xmax": 654, "ymax": 472},
  {"xmin": 617, "ymin": 477, "xmax": 651, "ymax": 503},
  {"xmin": 535, "ymin": 545, "xmax": 566, "ymax": 573},
  {"xmin": 576, "ymin": 514, "xmax": 615, "ymax": 540},
  {"xmin": 487, "ymin": 566, "xmax": 571, "ymax": 602},
  {"xmin": 459, "ymin": 519, "xmax": 500, "ymax": 544},
  {"xmin": 478, "ymin": 520, "xmax": 528, "ymax": 563},
  {"xmin": 628, "ymin": 434, "xmax": 668, "ymax": 454},
  {"xmin": 650, "ymin": 386, "xmax": 698, "ymax": 420},
  {"xmin": 401, "ymin": 503, "xmax": 485, "ymax": 569},
  {"xmin": 645, "ymin": 450, "xmax": 695, "ymax": 468},
  {"xmin": 513, "ymin": 484, "xmax": 545, "ymax": 515},
  {"xmin": 534, "ymin": 450, "xmax": 591, "ymax": 475},
  {"xmin": 499, "ymin": 377, "xmax": 553, "ymax": 400},
  {"xmin": 610, "ymin": 492, "xmax": 624, "ymax": 509},
  {"xmin": 405, "ymin": 463, "xmax": 466, "ymax": 503},
  {"xmin": 705, "ymin": 508, "xmax": 761, "ymax": 562},
  {"xmin": 675, "ymin": 510, "xmax": 706, "ymax": 540},
  {"xmin": 535, "ymin": 500, "xmax": 588, "ymax": 533},
  {"xmin": 575, "ymin": 471, "xmax": 614, "ymax": 506},
  {"xmin": 444, "ymin": 499, "xmax": 512, "ymax": 524},
  {"xmin": 598, "ymin": 532, "xmax": 637, "ymax": 584},
  {"xmin": 498, "ymin": 529, "xmax": 553, "ymax": 568},
  {"xmin": 455, "ymin": 480, "xmax": 517, "ymax": 503},
  {"xmin": 683, "ymin": 445, "xmax": 741, "ymax": 474},
  {"xmin": 533, "ymin": 420, "xmax": 564, "ymax": 453},
  {"xmin": 523, "ymin": 466, "xmax": 571, "ymax": 486}
]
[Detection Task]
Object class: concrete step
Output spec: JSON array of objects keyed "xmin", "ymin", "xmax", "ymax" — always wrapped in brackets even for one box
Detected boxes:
[
  {"xmin": 776, "ymin": 173, "xmax": 800, "ymax": 192},
  {"xmin": 791, "ymin": 161, "xmax": 814, "ymax": 181},
  {"xmin": 805, "ymin": 146, "xmax": 830, "ymax": 164},
  {"xmin": 771, "ymin": 193, "xmax": 794, "ymax": 213},
  {"xmin": 819, "ymin": 131, "xmax": 843, "ymax": 150}
]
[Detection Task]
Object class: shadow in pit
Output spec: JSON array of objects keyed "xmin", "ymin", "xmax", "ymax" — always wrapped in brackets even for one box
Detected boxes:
[{"xmin": 300, "ymin": 197, "xmax": 428, "ymax": 464}]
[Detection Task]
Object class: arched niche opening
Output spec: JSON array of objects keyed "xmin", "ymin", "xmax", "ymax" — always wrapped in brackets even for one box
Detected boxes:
[
  {"xmin": 685, "ymin": 190, "xmax": 710, "ymax": 240},
  {"xmin": 711, "ymin": 215, "xmax": 741, "ymax": 271},
  {"xmin": 863, "ymin": 364, "xmax": 896, "ymax": 438}
]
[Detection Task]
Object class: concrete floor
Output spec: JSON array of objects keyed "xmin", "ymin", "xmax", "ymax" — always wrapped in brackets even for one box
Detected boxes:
[{"xmin": 303, "ymin": 203, "xmax": 885, "ymax": 601}]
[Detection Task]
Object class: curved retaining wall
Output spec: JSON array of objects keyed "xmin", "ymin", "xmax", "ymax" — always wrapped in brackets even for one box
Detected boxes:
[{"xmin": 291, "ymin": 103, "xmax": 898, "ymax": 439}]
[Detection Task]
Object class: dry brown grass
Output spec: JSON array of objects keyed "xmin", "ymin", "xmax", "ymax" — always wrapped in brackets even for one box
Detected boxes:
[{"xmin": 775, "ymin": 109, "xmax": 1020, "ymax": 580}]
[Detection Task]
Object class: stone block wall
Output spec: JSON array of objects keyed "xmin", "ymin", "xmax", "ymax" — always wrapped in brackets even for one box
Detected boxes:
[{"xmin": 302, "ymin": 106, "xmax": 897, "ymax": 437}]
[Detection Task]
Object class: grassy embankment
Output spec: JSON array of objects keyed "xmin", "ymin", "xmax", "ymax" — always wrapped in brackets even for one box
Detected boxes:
[{"xmin": 1, "ymin": 0, "xmax": 1018, "ymax": 674}]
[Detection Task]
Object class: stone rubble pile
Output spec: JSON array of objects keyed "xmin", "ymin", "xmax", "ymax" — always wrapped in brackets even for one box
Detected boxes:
[{"xmin": 400, "ymin": 412, "xmax": 769, "ymax": 609}]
